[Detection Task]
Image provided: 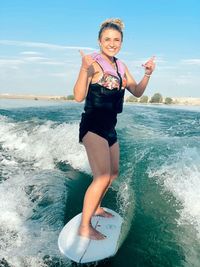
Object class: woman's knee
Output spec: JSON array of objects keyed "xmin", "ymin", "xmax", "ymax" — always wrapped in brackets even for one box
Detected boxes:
[
  {"xmin": 94, "ymin": 173, "xmax": 111, "ymax": 187},
  {"xmin": 110, "ymin": 170, "xmax": 119, "ymax": 183}
]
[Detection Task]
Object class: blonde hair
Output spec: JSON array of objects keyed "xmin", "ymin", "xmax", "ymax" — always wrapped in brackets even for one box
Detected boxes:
[{"xmin": 98, "ymin": 18, "xmax": 124, "ymax": 41}]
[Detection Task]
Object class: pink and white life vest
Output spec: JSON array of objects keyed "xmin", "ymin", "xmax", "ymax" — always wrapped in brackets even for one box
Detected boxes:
[{"xmin": 91, "ymin": 52, "xmax": 126, "ymax": 80}]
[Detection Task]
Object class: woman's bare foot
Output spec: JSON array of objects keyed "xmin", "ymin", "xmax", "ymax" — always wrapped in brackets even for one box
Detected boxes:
[
  {"xmin": 94, "ymin": 207, "xmax": 114, "ymax": 218},
  {"xmin": 78, "ymin": 225, "xmax": 106, "ymax": 240}
]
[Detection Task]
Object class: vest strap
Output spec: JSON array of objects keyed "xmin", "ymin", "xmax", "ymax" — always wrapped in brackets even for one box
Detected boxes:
[{"xmin": 91, "ymin": 52, "xmax": 125, "ymax": 80}]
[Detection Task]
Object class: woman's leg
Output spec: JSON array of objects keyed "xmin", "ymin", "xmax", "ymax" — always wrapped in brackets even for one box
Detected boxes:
[
  {"xmin": 95, "ymin": 142, "xmax": 120, "ymax": 217},
  {"xmin": 78, "ymin": 131, "xmax": 111, "ymax": 240},
  {"xmin": 109, "ymin": 141, "xmax": 120, "ymax": 183}
]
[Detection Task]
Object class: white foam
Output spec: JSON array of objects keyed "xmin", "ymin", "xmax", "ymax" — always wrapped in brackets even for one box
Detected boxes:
[
  {"xmin": 0, "ymin": 115, "xmax": 90, "ymax": 172},
  {"xmin": 0, "ymin": 168, "xmax": 68, "ymax": 265},
  {"xmin": 0, "ymin": 172, "xmax": 33, "ymax": 256},
  {"xmin": 1, "ymin": 256, "xmax": 55, "ymax": 267},
  {"xmin": 148, "ymin": 147, "xmax": 200, "ymax": 238},
  {"xmin": 0, "ymin": 115, "xmax": 88, "ymax": 266}
]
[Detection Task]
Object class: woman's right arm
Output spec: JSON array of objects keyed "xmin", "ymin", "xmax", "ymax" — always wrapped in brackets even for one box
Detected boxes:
[{"xmin": 73, "ymin": 51, "xmax": 95, "ymax": 102}]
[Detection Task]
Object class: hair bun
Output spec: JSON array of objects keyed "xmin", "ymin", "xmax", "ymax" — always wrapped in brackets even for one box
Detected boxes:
[{"xmin": 100, "ymin": 18, "xmax": 125, "ymax": 30}]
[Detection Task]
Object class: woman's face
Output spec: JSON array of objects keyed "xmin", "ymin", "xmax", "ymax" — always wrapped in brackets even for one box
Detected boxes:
[{"xmin": 99, "ymin": 29, "xmax": 122, "ymax": 57}]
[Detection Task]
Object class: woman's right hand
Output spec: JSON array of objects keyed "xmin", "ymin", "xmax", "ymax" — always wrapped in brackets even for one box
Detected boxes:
[{"xmin": 79, "ymin": 50, "xmax": 95, "ymax": 71}]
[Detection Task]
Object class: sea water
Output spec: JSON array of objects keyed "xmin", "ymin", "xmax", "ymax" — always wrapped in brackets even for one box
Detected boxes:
[{"xmin": 0, "ymin": 99, "xmax": 200, "ymax": 267}]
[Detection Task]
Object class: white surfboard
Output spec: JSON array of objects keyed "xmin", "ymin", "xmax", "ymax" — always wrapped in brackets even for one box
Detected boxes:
[{"xmin": 58, "ymin": 208, "xmax": 123, "ymax": 263}]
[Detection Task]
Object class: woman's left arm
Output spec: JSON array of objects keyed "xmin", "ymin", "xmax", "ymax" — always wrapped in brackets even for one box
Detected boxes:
[{"xmin": 125, "ymin": 57, "xmax": 156, "ymax": 97}]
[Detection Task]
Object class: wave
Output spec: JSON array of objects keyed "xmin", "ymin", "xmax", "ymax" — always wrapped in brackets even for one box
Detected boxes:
[
  {"xmin": 0, "ymin": 115, "xmax": 89, "ymax": 172},
  {"xmin": 0, "ymin": 113, "xmax": 135, "ymax": 266},
  {"xmin": 0, "ymin": 115, "xmax": 89, "ymax": 266},
  {"xmin": 148, "ymin": 146, "xmax": 200, "ymax": 237}
]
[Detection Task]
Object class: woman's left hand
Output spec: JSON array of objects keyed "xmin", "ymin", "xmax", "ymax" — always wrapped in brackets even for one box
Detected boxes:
[{"xmin": 142, "ymin": 56, "xmax": 156, "ymax": 75}]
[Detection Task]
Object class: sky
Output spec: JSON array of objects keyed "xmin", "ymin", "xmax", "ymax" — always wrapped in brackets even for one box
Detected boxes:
[{"xmin": 0, "ymin": 0, "xmax": 200, "ymax": 98}]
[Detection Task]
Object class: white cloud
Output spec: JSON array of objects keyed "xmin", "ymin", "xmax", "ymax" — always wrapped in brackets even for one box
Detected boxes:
[
  {"xmin": 23, "ymin": 56, "xmax": 48, "ymax": 62},
  {"xmin": 0, "ymin": 59, "xmax": 24, "ymax": 65},
  {"xmin": 157, "ymin": 65, "xmax": 178, "ymax": 70},
  {"xmin": 174, "ymin": 76, "xmax": 192, "ymax": 85},
  {"xmin": 181, "ymin": 59, "xmax": 200, "ymax": 66},
  {"xmin": 50, "ymin": 73, "xmax": 66, "ymax": 77},
  {"xmin": 40, "ymin": 61, "xmax": 66, "ymax": 66},
  {"xmin": 0, "ymin": 40, "xmax": 95, "ymax": 51},
  {"xmin": 20, "ymin": 51, "xmax": 43, "ymax": 56},
  {"xmin": 125, "ymin": 56, "xmax": 165, "ymax": 68},
  {"xmin": 0, "ymin": 57, "xmax": 67, "ymax": 67}
]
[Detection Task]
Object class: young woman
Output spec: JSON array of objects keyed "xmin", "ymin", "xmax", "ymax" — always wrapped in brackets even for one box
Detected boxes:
[{"xmin": 73, "ymin": 18, "xmax": 155, "ymax": 240}]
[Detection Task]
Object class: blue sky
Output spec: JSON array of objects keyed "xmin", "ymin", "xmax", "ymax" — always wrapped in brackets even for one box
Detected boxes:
[{"xmin": 0, "ymin": 0, "xmax": 199, "ymax": 97}]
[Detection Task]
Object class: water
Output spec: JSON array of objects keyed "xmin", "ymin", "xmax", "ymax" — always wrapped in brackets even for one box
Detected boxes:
[{"xmin": 0, "ymin": 99, "xmax": 200, "ymax": 267}]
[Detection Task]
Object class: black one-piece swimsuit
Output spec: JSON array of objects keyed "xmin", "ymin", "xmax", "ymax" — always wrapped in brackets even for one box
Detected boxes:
[{"xmin": 79, "ymin": 61, "xmax": 125, "ymax": 147}]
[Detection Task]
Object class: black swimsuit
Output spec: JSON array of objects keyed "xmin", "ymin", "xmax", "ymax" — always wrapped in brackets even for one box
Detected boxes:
[{"xmin": 79, "ymin": 56, "xmax": 125, "ymax": 147}]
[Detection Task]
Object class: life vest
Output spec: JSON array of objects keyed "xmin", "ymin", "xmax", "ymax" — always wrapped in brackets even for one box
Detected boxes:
[
  {"xmin": 91, "ymin": 52, "xmax": 126, "ymax": 83},
  {"xmin": 84, "ymin": 52, "xmax": 126, "ymax": 114}
]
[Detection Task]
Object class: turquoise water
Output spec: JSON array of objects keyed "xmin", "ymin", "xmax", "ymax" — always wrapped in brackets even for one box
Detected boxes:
[{"xmin": 0, "ymin": 99, "xmax": 200, "ymax": 267}]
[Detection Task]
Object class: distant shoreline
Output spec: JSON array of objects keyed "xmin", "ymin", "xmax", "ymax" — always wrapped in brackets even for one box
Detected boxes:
[
  {"xmin": 0, "ymin": 94, "xmax": 68, "ymax": 101},
  {"xmin": 0, "ymin": 93, "xmax": 200, "ymax": 106}
]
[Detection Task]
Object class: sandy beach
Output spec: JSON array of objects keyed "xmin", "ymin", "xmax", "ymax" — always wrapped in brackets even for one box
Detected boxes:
[
  {"xmin": 0, "ymin": 93, "xmax": 200, "ymax": 105},
  {"xmin": 172, "ymin": 97, "xmax": 200, "ymax": 105},
  {"xmin": 0, "ymin": 93, "xmax": 68, "ymax": 101}
]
